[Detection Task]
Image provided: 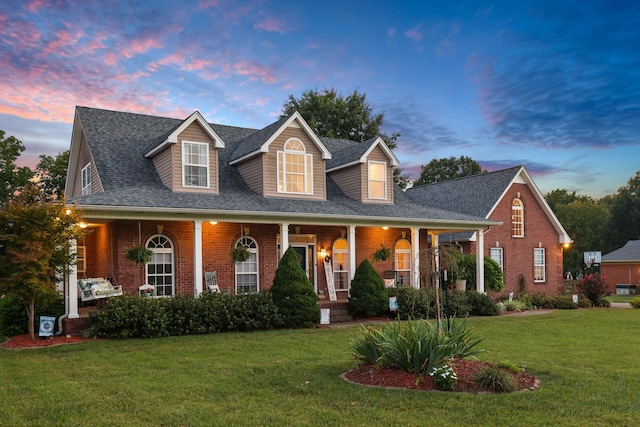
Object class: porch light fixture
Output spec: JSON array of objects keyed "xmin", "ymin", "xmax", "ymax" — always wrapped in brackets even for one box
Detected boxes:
[
  {"xmin": 210, "ymin": 220, "xmax": 218, "ymax": 225},
  {"xmin": 78, "ymin": 222, "xmax": 88, "ymax": 229},
  {"xmin": 382, "ymin": 226, "xmax": 389, "ymax": 230},
  {"xmin": 319, "ymin": 247, "xmax": 327, "ymax": 258}
]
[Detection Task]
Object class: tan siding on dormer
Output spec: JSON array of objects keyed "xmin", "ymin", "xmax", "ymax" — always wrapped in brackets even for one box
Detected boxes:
[
  {"xmin": 262, "ymin": 126, "xmax": 326, "ymax": 200},
  {"xmin": 236, "ymin": 155, "xmax": 264, "ymax": 194},
  {"xmin": 328, "ymin": 165, "xmax": 362, "ymax": 201},
  {"xmin": 152, "ymin": 145, "xmax": 173, "ymax": 190},
  {"xmin": 72, "ymin": 133, "xmax": 103, "ymax": 197},
  {"xmin": 363, "ymin": 145, "xmax": 394, "ymax": 204},
  {"xmin": 168, "ymin": 122, "xmax": 219, "ymax": 194}
]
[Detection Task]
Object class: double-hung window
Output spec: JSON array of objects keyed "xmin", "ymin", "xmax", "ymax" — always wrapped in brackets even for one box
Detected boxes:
[
  {"xmin": 395, "ymin": 239, "xmax": 411, "ymax": 286},
  {"xmin": 490, "ymin": 247, "xmax": 503, "ymax": 271},
  {"xmin": 534, "ymin": 248, "xmax": 545, "ymax": 282},
  {"xmin": 182, "ymin": 141, "xmax": 209, "ymax": 188},
  {"xmin": 235, "ymin": 237, "xmax": 259, "ymax": 293},
  {"xmin": 277, "ymin": 139, "xmax": 313, "ymax": 194},
  {"xmin": 81, "ymin": 164, "xmax": 91, "ymax": 195},
  {"xmin": 333, "ymin": 238, "xmax": 349, "ymax": 290},
  {"xmin": 368, "ymin": 161, "xmax": 387, "ymax": 199}
]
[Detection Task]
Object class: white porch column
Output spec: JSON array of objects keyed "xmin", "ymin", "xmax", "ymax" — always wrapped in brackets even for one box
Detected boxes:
[
  {"xmin": 68, "ymin": 239, "xmax": 79, "ymax": 319},
  {"xmin": 411, "ymin": 227, "xmax": 420, "ymax": 288},
  {"xmin": 194, "ymin": 221, "xmax": 203, "ymax": 296},
  {"xmin": 476, "ymin": 228, "xmax": 485, "ymax": 293},
  {"xmin": 432, "ymin": 233, "xmax": 439, "ymax": 288},
  {"xmin": 280, "ymin": 222, "xmax": 289, "ymax": 258},
  {"xmin": 348, "ymin": 225, "xmax": 356, "ymax": 281}
]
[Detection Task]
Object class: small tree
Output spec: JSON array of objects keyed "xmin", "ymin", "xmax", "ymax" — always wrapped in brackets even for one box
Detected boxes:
[
  {"xmin": 348, "ymin": 259, "xmax": 388, "ymax": 318},
  {"xmin": 577, "ymin": 273, "xmax": 610, "ymax": 307},
  {"xmin": 0, "ymin": 184, "xmax": 86, "ymax": 339},
  {"xmin": 270, "ymin": 247, "xmax": 319, "ymax": 328}
]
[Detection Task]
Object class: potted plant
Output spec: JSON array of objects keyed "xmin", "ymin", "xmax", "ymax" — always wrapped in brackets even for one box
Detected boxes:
[
  {"xmin": 371, "ymin": 244, "xmax": 391, "ymax": 262},
  {"xmin": 125, "ymin": 245, "xmax": 153, "ymax": 265},
  {"xmin": 231, "ymin": 246, "xmax": 252, "ymax": 263}
]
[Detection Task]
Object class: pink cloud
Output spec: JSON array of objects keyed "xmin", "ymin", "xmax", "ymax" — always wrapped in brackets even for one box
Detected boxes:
[
  {"xmin": 233, "ymin": 60, "xmax": 277, "ymax": 84},
  {"xmin": 255, "ymin": 17, "xmax": 287, "ymax": 34},
  {"xmin": 121, "ymin": 37, "xmax": 164, "ymax": 59},
  {"xmin": 24, "ymin": 0, "xmax": 48, "ymax": 13},
  {"xmin": 404, "ymin": 26, "xmax": 423, "ymax": 42}
]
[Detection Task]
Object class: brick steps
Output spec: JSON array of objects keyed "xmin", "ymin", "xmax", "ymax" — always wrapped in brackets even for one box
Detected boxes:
[{"xmin": 318, "ymin": 301, "xmax": 353, "ymax": 323}]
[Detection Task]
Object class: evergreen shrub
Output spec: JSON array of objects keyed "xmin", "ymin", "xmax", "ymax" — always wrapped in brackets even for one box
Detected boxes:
[
  {"xmin": 348, "ymin": 259, "xmax": 388, "ymax": 319},
  {"xmin": 270, "ymin": 247, "xmax": 319, "ymax": 328}
]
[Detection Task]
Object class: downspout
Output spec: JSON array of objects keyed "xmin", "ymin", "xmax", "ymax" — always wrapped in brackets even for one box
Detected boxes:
[{"xmin": 55, "ymin": 266, "xmax": 69, "ymax": 336}]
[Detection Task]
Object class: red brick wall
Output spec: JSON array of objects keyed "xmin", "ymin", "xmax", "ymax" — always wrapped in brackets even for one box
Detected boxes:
[{"xmin": 600, "ymin": 263, "xmax": 640, "ymax": 286}]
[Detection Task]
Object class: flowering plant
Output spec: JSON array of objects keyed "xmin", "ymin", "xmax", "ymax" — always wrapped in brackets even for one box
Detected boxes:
[
  {"xmin": 577, "ymin": 273, "xmax": 610, "ymax": 307},
  {"xmin": 429, "ymin": 362, "xmax": 458, "ymax": 391}
]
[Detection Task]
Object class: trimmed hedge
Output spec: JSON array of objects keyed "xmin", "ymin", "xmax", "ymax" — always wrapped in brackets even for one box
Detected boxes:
[
  {"xmin": 85, "ymin": 292, "xmax": 283, "ymax": 339},
  {"xmin": 387, "ymin": 287, "xmax": 501, "ymax": 319},
  {"xmin": 348, "ymin": 259, "xmax": 388, "ymax": 319}
]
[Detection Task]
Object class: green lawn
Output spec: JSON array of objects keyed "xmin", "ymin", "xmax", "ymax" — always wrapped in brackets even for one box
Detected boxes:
[
  {"xmin": 2, "ymin": 309, "xmax": 639, "ymax": 426},
  {"xmin": 607, "ymin": 294, "xmax": 637, "ymax": 303}
]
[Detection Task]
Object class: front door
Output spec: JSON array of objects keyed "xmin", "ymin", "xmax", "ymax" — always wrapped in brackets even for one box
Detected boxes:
[{"xmin": 292, "ymin": 244, "xmax": 315, "ymax": 290}]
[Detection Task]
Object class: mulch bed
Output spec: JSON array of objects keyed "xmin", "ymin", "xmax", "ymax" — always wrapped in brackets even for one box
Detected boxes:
[
  {"xmin": 1, "ymin": 334, "xmax": 97, "ymax": 349},
  {"xmin": 343, "ymin": 359, "xmax": 539, "ymax": 393}
]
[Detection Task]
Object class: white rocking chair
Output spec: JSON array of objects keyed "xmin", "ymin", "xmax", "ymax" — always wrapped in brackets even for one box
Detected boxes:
[{"xmin": 204, "ymin": 271, "xmax": 220, "ymax": 293}]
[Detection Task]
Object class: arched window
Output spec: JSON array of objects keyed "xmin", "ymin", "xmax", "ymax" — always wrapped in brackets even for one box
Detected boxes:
[
  {"xmin": 146, "ymin": 235, "xmax": 174, "ymax": 297},
  {"xmin": 235, "ymin": 236, "xmax": 259, "ymax": 293},
  {"xmin": 277, "ymin": 138, "xmax": 313, "ymax": 194},
  {"xmin": 332, "ymin": 238, "xmax": 349, "ymax": 291},
  {"xmin": 512, "ymin": 198, "xmax": 524, "ymax": 237},
  {"xmin": 395, "ymin": 239, "xmax": 411, "ymax": 286}
]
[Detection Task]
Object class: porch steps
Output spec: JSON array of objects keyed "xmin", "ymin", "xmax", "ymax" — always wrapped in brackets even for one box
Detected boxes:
[{"xmin": 317, "ymin": 300, "xmax": 353, "ymax": 323}]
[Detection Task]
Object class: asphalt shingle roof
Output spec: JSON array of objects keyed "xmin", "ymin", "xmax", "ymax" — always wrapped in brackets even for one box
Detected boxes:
[
  {"xmin": 71, "ymin": 107, "xmax": 495, "ymax": 225},
  {"xmin": 602, "ymin": 240, "xmax": 640, "ymax": 262}
]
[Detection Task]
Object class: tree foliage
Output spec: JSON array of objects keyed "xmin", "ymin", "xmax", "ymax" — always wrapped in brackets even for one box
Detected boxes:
[
  {"xmin": 413, "ymin": 156, "xmax": 485, "ymax": 186},
  {"xmin": 0, "ymin": 184, "xmax": 86, "ymax": 339},
  {"xmin": 270, "ymin": 246, "xmax": 319, "ymax": 328},
  {"xmin": 606, "ymin": 171, "xmax": 640, "ymax": 252},
  {"xmin": 35, "ymin": 150, "xmax": 69, "ymax": 200},
  {"xmin": 0, "ymin": 130, "xmax": 34, "ymax": 202}
]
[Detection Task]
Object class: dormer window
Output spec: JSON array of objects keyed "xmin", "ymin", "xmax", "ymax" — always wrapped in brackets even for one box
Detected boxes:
[
  {"xmin": 81, "ymin": 163, "xmax": 91, "ymax": 195},
  {"xmin": 277, "ymin": 138, "xmax": 313, "ymax": 194},
  {"xmin": 368, "ymin": 161, "xmax": 387, "ymax": 199},
  {"xmin": 182, "ymin": 141, "xmax": 209, "ymax": 188}
]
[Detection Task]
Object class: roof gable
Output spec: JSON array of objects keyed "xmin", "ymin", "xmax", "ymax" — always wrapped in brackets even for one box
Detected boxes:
[
  {"xmin": 325, "ymin": 136, "xmax": 399, "ymax": 171},
  {"xmin": 144, "ymin": 111, "xmax": 224, "ymax": 157},
  {"xmin": 229, "ymin": 111, "xmax": 331, "ymax": 165}
]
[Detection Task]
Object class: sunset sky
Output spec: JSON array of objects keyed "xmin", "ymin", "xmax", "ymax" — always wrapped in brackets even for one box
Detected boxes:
[{"xmin": 1, "ymin": 0, "xmax": 638, "ymax": 198}]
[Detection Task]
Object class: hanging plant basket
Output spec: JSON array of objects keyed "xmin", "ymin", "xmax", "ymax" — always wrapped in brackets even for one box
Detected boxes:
[
  {"xmin": 231, "ymin": 246, "xmax": 252, "ymax": 263},
  {"xmin": 371, "ymin": 244, "xmax": 391, "ymax": 262},
  {"xmin": 125, "ymin": 245, "xmax": 153, "ymax": 265}
]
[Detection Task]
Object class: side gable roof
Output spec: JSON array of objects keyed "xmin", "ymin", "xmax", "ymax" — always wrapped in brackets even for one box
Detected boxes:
[
  {"xmin": 407, "ymin": 166, "xmax": 572, "ymax": 244},
  {"xmin": 228, "ymin": 111, "xmax": 331, "ymax": 165},
  {"xmin": 602, "ymin": 240, "xmax": 640, "ymax": 262},
  {"xmin": 325, "ymin": 136, "xmax": 399, "ymax": 171}
]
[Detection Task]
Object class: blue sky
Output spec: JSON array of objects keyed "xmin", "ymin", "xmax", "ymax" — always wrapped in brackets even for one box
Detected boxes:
[{"xmin": 1, "ymin": 0, "xmax": 638, "ymax": 198}]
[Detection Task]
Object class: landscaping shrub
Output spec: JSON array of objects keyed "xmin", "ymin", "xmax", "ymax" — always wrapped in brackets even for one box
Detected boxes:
[
  {"xmin": 387, "ymin": 287, "xmax": 500, "ymax": 319},
  {"xmin": 270, "ymin": 247, "xmax": 319, "ymax": 328},
  {"xmin": 550, "ymin": 294, "xmax": 578, "ymax": 309},
  {"xmin": 85, "ymin": 292, "xmax": 283, "ymax": 339},
  {"xmin": 348, "ymin": 259, "xmax": 388, "ymax": 319},
  {"xmin": 466, "ymin": 291, "xmax": 501, "ymax": 316},
  {"xmin": 529, "ymin": 292, "xmax": 552, "ymax": 309},
  {"xmin": 473, "ymin": 365, "xmax": 518, "ymax": 393},
  {"xmin": 0, "ymin": 291, "xmax": 64, "ymax": 337},
  {"xmin": 463, "ymin": 255, "xmax": 505, "ymax": 292},
  {"xmin": 630, "ymin": 297, "xmax": 640, "ymax": 309},
  {"xmin": 443, "ymin": 290, "xmax": 471, "ymax": 317},
  {"xmin": 350, "ymin": 318, "xmax": 484, "ymax": 376},
  {"xmin": 577, "ymin": 273, "xmax": 611, "ymax": 307},
  {"xmin": 387, "ymin": 287, "xmax": 433, "ymax": 320},
  {"xmin": 500, "ymin": 300, "xmax": 529, "ymax": 312}
]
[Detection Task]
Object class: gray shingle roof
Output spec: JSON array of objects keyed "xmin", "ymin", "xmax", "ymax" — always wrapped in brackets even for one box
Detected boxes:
[
  {"xmin": 602, "ymin": 240, "xmax": 640, "ymax": 262},
  {"xmin": 406, "ymin": 167, "xmax": 523, "ymax": 217},
  {"xmin": 228, "ymin": 115, "xmax": 288, "ymax": 163},
  {"xmin": 323, "ymin": 136, "xmax": 376, "ymax": 170},
  {"xmin": 71, "ymin": 107, "xmax": 496, "ymax": 226}
]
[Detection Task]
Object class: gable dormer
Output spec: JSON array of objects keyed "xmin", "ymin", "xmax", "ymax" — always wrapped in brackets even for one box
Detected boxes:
[
  {"xmin": 65, "ymin": 109, "xmax": 105, "ymax": 198},
  {"xmin": 229, "ymin": 112, "xmax": 332, "ymax": 200},
  {"xmin": 144, "ymin": 111, "xmax": 225, "ymax": 194},
  {"xmin": 326, "ymin": 137, "xmax": 399, "ymax": 204}
]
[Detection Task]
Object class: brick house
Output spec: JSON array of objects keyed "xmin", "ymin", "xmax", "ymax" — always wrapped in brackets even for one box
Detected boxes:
[
  {"xmin": 63, "ymin": 106, "xmax": 499, "ymax": 321},
  {"xmin": 601, "ymin": 240, "xmax": 640, "ymax": 292},
  {"xmin": 406, "ymin": 167, "xmax": 572, "ymax": 296}
]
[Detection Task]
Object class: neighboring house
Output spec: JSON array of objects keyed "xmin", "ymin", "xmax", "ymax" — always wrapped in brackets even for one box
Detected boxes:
[
  {"xmin": 601, "ymin": 240, "xmax": 640, "ymax": 291},
  {"xmin": 406, "ymin": 166, "xmax": 572, "ymax": 296},
  {"xmin": 63, "ymin": 106, "xmax": 498, "ymax": 321}
]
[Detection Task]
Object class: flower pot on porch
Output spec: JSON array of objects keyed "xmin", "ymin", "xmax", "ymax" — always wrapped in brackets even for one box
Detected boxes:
[{"xmin": 455, "ymin": 279, "xmax": 467, "ymax": 292}]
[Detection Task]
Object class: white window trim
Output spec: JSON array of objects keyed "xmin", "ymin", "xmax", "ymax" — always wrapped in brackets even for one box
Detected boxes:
[
  {"xmin": 146, "ymin": 235, "xmax": 175, "ymax": 297},
  {"xmin": 182, "ymin": 141, "xmax": 210, "ymax": 188},
  {"xmin": 490, "ymin": 247, "xmax": 503, "ymax": 271},
  {"xmin": 512, "ymin": 198, "xmax": 524, "ymax": 237},
  {"xmin": 277, "ymin": 138, "xmax": 313, "ymax": 195},
  {"xmin": 534, "ymin": 248, "xmax": 546, "ymax": 282},
  {"xmin": 394, "ymin": 239, "xmax": 411, "ymax": 286},
  {"xmin": 76, "ymin": 246, "xmax": 86, "ymax": 273},
  {"xmin": 368, "ymin": 160, "xmax": 387, "ymax": 200},
  {"xmin": 81, "ymin": 163, "xmax": 91, "ymax": 195},
  {"xmin": 235, "ymin": 237, "xmax": 259, "ymax": 293}
]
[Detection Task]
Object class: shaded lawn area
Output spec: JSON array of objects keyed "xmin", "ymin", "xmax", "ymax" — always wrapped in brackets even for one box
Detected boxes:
[{"xmin": 1, "ymin": 309, "xmax": 639, "ymax": 426}]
